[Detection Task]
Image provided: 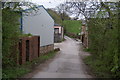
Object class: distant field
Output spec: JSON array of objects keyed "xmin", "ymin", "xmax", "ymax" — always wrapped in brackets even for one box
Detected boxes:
[{"xmin": 63, "ymin": 20, "xmax": 82, "ymax": 34}]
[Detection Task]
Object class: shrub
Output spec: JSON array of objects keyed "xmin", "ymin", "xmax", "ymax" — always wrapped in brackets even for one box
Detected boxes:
[
  {"xmin": 2, "ymin": 8, "xmax": 21, "ymax": 68},
  {"xmin": 87, "ymin": 3, "xmax": 119, "ymax": 77}
]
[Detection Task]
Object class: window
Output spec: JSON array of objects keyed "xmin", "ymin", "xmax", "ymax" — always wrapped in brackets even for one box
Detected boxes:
[{"xmin": 54, "ymin": 28, "xmax": 59, "ymax": 34}]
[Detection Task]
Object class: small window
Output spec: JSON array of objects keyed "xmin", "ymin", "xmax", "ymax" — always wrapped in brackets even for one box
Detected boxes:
[{"xmin": 54, "ymin": 28, "xmax": 59, "ymax": 34}]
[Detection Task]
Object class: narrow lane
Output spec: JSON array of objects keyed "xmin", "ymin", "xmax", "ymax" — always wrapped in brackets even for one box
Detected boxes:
[{"xmin": 31, "ymin": 36, "xmax": 92, "ymax": 78}]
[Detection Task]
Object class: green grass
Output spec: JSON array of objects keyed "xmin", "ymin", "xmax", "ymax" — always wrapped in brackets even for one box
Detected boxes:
[
  {"xmin": 2, "ymin": 67, "xmax": 30, "ymax": 78},
  {"xmin": 83, "ymin": 48, "xmax": 91, "ymax": 52},
  {"xmin": 2, "ymin": 51, "xmax": 58, "ymax": 78},
  {"xmin": 63, "ymin": 20, "xmax": 82, "ymax": 34}
]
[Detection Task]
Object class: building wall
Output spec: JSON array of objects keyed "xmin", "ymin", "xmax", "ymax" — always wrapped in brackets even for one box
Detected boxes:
[
  {"xmin": 61, "ymin": 27, "xmax": 64, "ymax": 39},
  {"xmin": 18, "ymin": 36, "xmax": 40, "ymax": 64},
  {"xmin": 54, "ymin": 26, "xmax": 62, "ymax": 34},
  {"xmin": 18, "ymin": 36, "xmax": 54, "ymax": 65},
  {"xmin": 22, "ymin": 6, "xmax": 54, "ymax": 47},
  {"xmin": 54, "ymin": 26, "xmax": 64, "ymax": 43}
]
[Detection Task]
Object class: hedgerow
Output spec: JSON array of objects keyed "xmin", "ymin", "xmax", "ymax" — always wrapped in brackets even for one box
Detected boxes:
[
  {"xmin": 86, "ymin": 2, "xmax": 120, "ymax": 77},
  {"xmin": 2, "ymin": 8, "xmax": 21, "ymax": 68}
]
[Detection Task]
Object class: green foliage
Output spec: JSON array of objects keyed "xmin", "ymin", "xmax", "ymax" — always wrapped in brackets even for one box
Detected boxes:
[
  {"xmin": 47, "ymin": 9, "xmax": 70, "ymax": 25},
  {"xmin": 86, "ymin": 5, "xmax": 119, "ymax": 77},
  {"xmin": 0, "ymin": 8, "xmax": 2, "ymax": 61},
  {"xmin": 47, "ymin": 9, "xmax": 62, "ymax": 25},
  {"xmin": 2, "ymin": 67, "xmax": 30, "ymax": 78},
  {"xmin": 63, "ymin": 20, "xmax": 82, "ymax": 34},
  {"xmin": 2, "ymin": 51, "xmax": 58, "ymax": 78},
  {"xmin": 84, "ymin": 56, "xmax": 113, "ymax": 77},
  {"xmin": 19, "ymin": 33, "xmax": 33, "ymax": 37},
  {"xmin": 2, "ymin": 8, "xmax": 21, "ymax": 68},
  {"xmin": 83, "ymin": 48, "xmax": 91, "ymax": 52},
  {"xmin": 47, "ymin": 9, "xmax": 80, "ymax": 38}
]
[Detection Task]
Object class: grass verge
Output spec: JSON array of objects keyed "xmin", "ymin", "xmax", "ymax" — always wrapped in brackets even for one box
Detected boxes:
[
  {"xmin": 2, "ymin": 50, "xmax": 58, "ymax": 78},
  {"xmin": 83, "ymin": 48, "xmax": 91, "ymax": 52},
  {"xmin": 84, "ymin": 54, "xmax": 113, "ymax": 78}
]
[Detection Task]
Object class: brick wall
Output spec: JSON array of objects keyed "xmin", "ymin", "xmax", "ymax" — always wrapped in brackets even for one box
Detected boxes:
[
  {"xmin": 18, "ymin": 36, "xmax": 54, "ymax": 64},
  {"xmin": 18, "ymin": 36, "xmax": 40, "ymax": 64}
]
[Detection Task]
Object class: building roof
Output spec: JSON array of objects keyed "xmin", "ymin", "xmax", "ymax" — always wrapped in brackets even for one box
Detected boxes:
[
  {"xmin": 54, "ymin": 24, "xmax": 61, "ymax": 26},
  {"xmin": 22, "ymin": 5, "xmax": 54, "ymax": 21}
]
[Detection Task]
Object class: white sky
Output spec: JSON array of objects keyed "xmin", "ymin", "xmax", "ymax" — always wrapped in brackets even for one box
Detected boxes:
[
  {"xmin": 29, "ymin": 0, "xmax": 120, "ymax": 8},
  {"xmin": 30, "ymin": 0, "xmax": 66, "ymax": 8},
  {"xmin": 29, "ymin": 0, "xmax": 80, "ymax": 18},
  {"xmin": 29, "ymin": 0, "xmax": 89, "ymax": 19},
  {"xmin": 25, "ymin": 0, "xmax": 120, "ymax": 19}
]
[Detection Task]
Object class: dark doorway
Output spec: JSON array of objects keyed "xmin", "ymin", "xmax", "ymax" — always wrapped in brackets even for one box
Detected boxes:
[
  {"xmin": 19, "ymin": 39, "xmax": 22, "ymax": 65},
  {"xmin": 82, "ymin": 35, "xmax": 84, "ymax": 43},
  {"xmin": 26, "ymin": 40, "xmax": 29, "ymax": 61},
  {"xmin": 54, "ymin": 28, "xmax": 59, "ymax": 34},
  {"xmin": 38, "ymin": 37, "xmax": 40, "ymax": 57}
]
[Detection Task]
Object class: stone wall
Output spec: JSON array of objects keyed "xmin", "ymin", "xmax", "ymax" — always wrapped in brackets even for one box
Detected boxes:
[
  {"xmin": 40, "ymin": 44, "xmax": 54, "ymax": 54},
  {"xmin": 81, "ymin": 25, "xmax": 88, "ymax": 48}
]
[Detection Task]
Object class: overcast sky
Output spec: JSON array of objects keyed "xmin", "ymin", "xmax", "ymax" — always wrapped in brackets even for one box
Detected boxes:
[
  {"xmin": 30, "ymin": 0, "xmax": 119, "ymax": 8},
  {"xmin": 29, "ymin": 0, "xmax": 87, "ymax": 19},
  {"xmin": 31, "ymin": 0, "xmax": 66, "ymax": 8},
  {"xmin": 29, "ymin": 0, "xmax": 119, "ymax": 19}
]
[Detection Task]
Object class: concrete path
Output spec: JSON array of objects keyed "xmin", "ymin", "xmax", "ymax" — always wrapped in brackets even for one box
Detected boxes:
[
  {"xmin": 24, "ymin": 36, "xmax": 92, "ymax": 78},
  {"xmin": 31, "ymin": 36, "xmax": 92, "ymax": 78}
]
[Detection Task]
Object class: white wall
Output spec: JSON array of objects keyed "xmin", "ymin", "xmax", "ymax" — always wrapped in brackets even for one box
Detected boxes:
[{"xmin": 22, "ymin": 6, "xmax": 54, "ymax": 47}]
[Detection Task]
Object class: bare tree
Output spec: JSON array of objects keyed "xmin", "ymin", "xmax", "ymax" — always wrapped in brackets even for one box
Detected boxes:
[
  {"xmin": 64, "ymin": 2, "xmax": 101, "ymax": 23},
  {"xmin": 56, "ymin": 3, "xmax": 69, "ymax": 21},
  {"xmin": 56, "ymin": 3, "xmax": 71, "ymax": 26},
  {"xmin": 1, "ymin": 1, "xmax": 38, "ymax": 11}
]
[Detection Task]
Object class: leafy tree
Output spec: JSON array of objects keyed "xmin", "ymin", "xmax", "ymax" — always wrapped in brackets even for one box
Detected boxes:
[
  {"xmin": 2, "ymin": 1, "xmax": 38, "ymax": 68},
  {"xmin": 2, "ymin": 8, "xmax": 21, "ymax": 68},
  {"xmin": 87, "ymin": 2, "xmax": 120, "ymax": 78}
]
